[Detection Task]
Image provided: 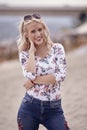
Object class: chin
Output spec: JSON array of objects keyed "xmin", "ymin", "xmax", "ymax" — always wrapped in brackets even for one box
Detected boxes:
[{"xmin": 35, "ymin": 40, "xmax": 43, "ymax": 45}]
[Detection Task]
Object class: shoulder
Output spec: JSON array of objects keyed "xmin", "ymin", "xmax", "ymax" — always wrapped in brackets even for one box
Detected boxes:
[
  {"xmin": 52, "ymin": 43, "xmax": 64, "ymax": 51},
  {"xmin": 52, "ymin": 43, "xmax": 65, "ymax": 56},
  {"xmin": 19, "ymin": 50, "xmax": 29, "ymax": 59},
  {"xmin": 19, "ymin": 51, "xmax": 29, "ymax": 64}
]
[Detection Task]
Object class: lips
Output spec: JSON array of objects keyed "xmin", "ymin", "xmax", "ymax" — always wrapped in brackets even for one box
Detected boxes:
[
  {"xmin": 34, "ymin": 39, "xmax": 43, "ymax": 45},
  {"xmin": 35, "ymin": 37, "xmax": 43, "ymax": 42},
  {"xmin": 37, "ymin": 38, "xmax": 42, "ymax": 41}
]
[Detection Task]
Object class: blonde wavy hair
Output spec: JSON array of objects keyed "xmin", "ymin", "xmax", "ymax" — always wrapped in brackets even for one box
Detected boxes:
[{"xmin": 17, "ymin": 14, "xmax": 53, "ymax": 52}]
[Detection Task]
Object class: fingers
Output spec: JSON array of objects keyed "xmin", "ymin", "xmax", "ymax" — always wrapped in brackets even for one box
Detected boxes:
[
  {"xmin": 24, "ymin": 84, "xmax": 31, "ymax": 90},
  {"xmin": 29, "ymin": 38, "xmax": 33, "ymax": 45},
  {"xmin": 23, "ymin": 80, "xmax": 33, "ymax": 90},
  {"xmin": 29, "ymin": 38, "xmax": 36, "ymax": 53}
]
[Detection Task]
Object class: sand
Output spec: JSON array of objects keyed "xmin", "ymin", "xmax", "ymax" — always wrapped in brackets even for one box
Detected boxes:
[{"xmin": 0, "ymin": 45, "xmax": 87, "ymax": 130}]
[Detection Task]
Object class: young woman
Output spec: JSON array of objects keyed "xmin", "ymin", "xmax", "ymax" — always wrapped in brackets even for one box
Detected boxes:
[{"xmin": 17, "ymin": 13, "xmax": 70, "ymax": 130}]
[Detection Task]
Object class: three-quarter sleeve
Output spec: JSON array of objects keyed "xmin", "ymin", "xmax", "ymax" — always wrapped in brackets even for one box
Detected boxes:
[
  {"xmin": 53, "ymin": 44, "xmax": 67, "ymax": 83},
  {"xmin": 19, "ymin": 51, "xmax": 36, "ymax": 80}
]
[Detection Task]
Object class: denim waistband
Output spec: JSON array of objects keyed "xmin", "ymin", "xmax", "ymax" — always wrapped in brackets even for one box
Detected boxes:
[{"xmin": 23, "ymin": 92, "xmax": 61, "ymax": 107}]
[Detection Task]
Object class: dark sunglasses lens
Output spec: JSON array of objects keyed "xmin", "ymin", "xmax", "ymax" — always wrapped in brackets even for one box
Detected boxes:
[
  {"xmin": 24, "ymin": 14, "xmax": 41, "ymax": 21},
  {"xmin": 24, "ymin": 15, "xmax": 32, "ymax": 21},
  {"xmin": 33, "ymin": 13, "xmax": 41, "ymax": 19}
]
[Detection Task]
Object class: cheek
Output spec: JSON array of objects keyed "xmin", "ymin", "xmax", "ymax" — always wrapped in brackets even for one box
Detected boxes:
[
  {"xmin": 42, "ymin": 30, "xmax": 46, "ymax": 37},
  {"xmin": 41, "ymin": 30, "xmax": 44, "ymax": 35},
  {"xmin": 27, "ymin": 33, "xmax": 33, "ymax": 39},
  {"xmin": 42, "ymin": 31, "xmax": 45, "ymax": 39}
]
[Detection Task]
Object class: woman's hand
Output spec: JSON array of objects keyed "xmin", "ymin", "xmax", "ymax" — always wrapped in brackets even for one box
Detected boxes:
[
  {"xmin": 24, "ymin": 80, "xmax": 34, "ymax": 90},
  {"xmin": 29, "ymin": 38, "xmax": 36, "ymax": 53}
]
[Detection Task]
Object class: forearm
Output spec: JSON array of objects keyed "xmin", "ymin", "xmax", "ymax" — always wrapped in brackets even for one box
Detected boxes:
[
  {"xmin": 34, "ymin": 74, "xmax": 56, "ymax": 85},
  {"xmin": 25, "ymin": 51, "xmax": 36, "ymax": 73}
]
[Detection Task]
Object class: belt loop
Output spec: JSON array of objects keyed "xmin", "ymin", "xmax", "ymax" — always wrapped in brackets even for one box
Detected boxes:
[
  {"xmin": 30, "ymin": 97, "xmax": 34, "ymax": 103},
  {"xmin": 41, "ymin": 100, "xmax": 43, "ymax": 107},
  {"xmin": 41, "ymin": 101, "xmax": 44, "ymax": 114}
]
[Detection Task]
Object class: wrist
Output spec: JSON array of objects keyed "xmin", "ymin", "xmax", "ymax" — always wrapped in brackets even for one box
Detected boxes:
[
  {"xmin": 29, "ymin": 49, "xmax": 35, "ymax": 54},
  {"xmin": 30, "ymin": 80, "xmax": 36, "ymax": 85}
]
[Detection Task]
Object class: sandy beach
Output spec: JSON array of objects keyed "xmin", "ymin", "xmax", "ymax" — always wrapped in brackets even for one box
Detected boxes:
[{"xmin": 0, "ymin": 45, "xmax": 87, "ymax": 130}]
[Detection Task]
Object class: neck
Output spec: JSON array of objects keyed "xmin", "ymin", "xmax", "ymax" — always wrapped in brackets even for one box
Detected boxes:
[
  {"xmin": 35, "ymin": 43, "xmax": 49, "ymax": 57},
  {"xmin": 35, "ymin": 43, "xmax": 47, "ymax": 50}
]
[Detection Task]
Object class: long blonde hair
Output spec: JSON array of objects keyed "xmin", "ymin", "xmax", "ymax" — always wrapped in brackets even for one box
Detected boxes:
[{"xmin": 17, "ymin": 16, "xmax": 53, "ymax": 52}]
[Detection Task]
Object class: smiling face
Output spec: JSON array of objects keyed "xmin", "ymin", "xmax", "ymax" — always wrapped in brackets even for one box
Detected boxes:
[{"xmin": 25, "ymin": 21, "xmax": 45, "ymax": 46}]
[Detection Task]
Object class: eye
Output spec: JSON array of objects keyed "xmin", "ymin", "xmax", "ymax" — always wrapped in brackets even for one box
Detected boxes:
[
  {"xmin": 38, "ymin": 28, "xmax": 42, "ymax": 32},
  {"xmin": 31, "ymin": 30, "xmax": 36, "ymax": 33}
]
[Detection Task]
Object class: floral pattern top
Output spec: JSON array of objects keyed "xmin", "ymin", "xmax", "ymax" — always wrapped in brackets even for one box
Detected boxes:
[{"xmin": 19, "ymin": 43, "xmax": 67, "ymax": 101}]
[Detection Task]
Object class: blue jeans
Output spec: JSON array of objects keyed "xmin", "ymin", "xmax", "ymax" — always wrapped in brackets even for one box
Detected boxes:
[{"xmin": 17, "ymin": 92, "xmax": 70, "ymax": 130}]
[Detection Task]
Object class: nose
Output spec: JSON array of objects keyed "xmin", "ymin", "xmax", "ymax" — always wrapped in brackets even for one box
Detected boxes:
[{"xmin": 36, "ymin": 31, "xmax": 41, "ymax": 37}]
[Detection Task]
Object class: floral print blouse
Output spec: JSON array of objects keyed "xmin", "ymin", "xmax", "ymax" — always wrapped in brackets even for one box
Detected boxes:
[{"xmin": 19, "ymin": 43, "xmax": 66, "ymax": 101}]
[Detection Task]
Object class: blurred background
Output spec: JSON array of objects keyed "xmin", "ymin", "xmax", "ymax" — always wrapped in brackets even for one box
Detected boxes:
[{"xmin": 0, "ymin": 1, "xmax": 87, "ymax": 130}]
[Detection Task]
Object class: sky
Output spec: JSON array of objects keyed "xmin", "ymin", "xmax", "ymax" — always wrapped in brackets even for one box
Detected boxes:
[{"xmin": 0, "ymin": 0, "xmax": 87, "ymax": 7}]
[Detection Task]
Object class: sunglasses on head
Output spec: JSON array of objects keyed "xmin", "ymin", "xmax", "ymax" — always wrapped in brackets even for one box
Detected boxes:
[{"xmin": 24, "ymin": 13, "xmax": 41, "ymax": 21}]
